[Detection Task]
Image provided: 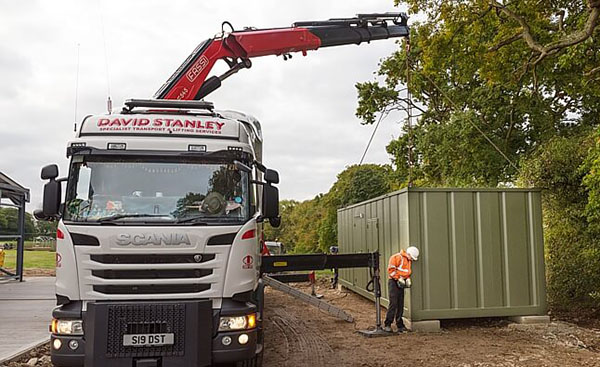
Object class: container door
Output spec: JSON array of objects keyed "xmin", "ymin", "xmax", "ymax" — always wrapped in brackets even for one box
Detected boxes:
[{"xmin": 367, "ymin": 217, "xmax": 380, "ymax": 252}]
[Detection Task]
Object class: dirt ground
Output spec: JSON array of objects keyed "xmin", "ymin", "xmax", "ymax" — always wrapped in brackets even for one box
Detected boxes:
[
  {"xmin": 262, "ymin": 281, "xmax": 600, "ymax": 367},
  {"xmin": 22, "ymin": 269, "xmax": 55, "ymax": 277},
  {"xmin": 3, "ymin": 280, "xmax": 600, "ymax": 367}
]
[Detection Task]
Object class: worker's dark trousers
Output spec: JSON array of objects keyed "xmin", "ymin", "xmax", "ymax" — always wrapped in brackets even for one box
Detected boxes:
[{"xmin": 384, "ymin": 279, "xmax": 405, "ymax": 327}]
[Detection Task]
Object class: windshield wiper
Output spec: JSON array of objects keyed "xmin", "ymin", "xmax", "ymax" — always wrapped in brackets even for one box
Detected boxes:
[
  {"xmin": 97, "ymin": 214, "xmax": 173, "ymax": 222},
  {"xmin": 174, "ymin": 216, "xmax": 211, "ymax": 225},
  {"xmin": 176, "ymin": 216, "xmax": 246, "ymax": 225}
]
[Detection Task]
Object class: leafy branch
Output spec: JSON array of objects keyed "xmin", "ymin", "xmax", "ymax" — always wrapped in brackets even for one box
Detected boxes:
[{"xmin": 489, "ymin": 0, "xmax": 600, "ymax": 88}]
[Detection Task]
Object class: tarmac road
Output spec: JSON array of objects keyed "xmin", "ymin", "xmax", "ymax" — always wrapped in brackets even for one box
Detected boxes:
[{"xmin": 0, "ymin": 277, "xmax": 54, "ymax": 363}]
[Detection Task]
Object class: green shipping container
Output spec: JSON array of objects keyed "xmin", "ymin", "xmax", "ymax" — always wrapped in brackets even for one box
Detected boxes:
[{"xmin": 337, "ymin": 188, "xmax": 547, "ymax": 322}]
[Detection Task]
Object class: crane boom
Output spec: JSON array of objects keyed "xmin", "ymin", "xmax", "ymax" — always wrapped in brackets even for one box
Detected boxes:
[{"xmin": 154, "ymin": 12, "xmax": 409, "ymax": 100}]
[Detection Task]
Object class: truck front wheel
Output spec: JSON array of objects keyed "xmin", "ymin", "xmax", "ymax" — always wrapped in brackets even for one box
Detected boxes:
[
  {"xmin": 236, "ymin": 352, "xmax": 263, "ymax": 367},
  {"xmin": 236, "ymin": 328, "xmax": 263, "ymax": 367}
]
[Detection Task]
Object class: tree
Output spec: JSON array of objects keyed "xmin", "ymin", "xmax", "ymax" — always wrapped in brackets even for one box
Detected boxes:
[
  {"xmin": 263, "ymin": 199, "xmax": 299, "ymax": 251},
  {"xmin": 318, "ymin": 164, "xmax": 393, "ymax": 250},
  {"xmin": 0, "ymin": 211, "xmax": 7, "ymax": 230},
  {"xmin": 356, "ymin": 0, "xmax": 600, "ymax": 187},
  {"xmin": 35, "ymin": 219, "xmax": 58, "ymax": 237},
  {"xmin": 519, "ymin": 133, "xmax": 600, "ymax": 308},
  {"xmin": 264, "ymin": 196, "xmax": 327, "ymax": 254},
  {"xmin": 355, "ymin": 1, "xmax": 600, "ymax": 311},
  {"xmin": 0, "ymin": 208, "xmax": 35, "ymax": 239},
  {"xmin": 265, "ymin": 165, "xmax": 393, "ymax": 254}
]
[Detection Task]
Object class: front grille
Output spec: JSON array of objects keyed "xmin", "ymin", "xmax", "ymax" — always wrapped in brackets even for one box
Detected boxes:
[
  {"xmin": 87, "ymin": 253, "xmax": 217, "ymax": 296},
  {"xmin": 90, "ymin": 253, "xmax": 215, "ymax": 264},
  {"xmin": 92, "ymin": 269, "xmax": 213, "ymax": 280},
  {"xmin": 106, "ymin": 303, "xmax": 185, "ymax": 358},
  {"xmin": 94, "ymin": 284, "xmax": 211, "ymax": 295},
  {"xmin": 126, "ymin": 321, "xmax": 168, "ymax": 334}
]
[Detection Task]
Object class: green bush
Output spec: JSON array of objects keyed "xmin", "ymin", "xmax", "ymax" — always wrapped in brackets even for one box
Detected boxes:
[
  {"xmin": 264, "ymin": 164, "xmax": 393, "ymax": 253},
  {"xmin": 520, "ymin": 133, "xmax": 600, "ymax": 310}
]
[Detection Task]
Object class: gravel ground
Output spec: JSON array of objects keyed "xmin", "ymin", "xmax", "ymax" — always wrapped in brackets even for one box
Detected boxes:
[
  {"xmin": 1, "ymin": 269, "xmax": 55, "ymax": 277},
  {"xmin": 3, "ymin": 280, "xmax": 600, "ymax": 367},
  {"xmin": 1, "ymin": 344, "xmax": 51, "ymax": 367}
]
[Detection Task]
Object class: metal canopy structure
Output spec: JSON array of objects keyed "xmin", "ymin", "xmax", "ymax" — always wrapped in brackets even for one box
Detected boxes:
[{"xmin": 0, "ymin": 171, "xmax": 30, "ymax": 281}]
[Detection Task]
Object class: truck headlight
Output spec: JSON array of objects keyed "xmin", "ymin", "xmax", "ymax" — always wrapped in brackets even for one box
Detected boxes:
[
  {"xmin": 218, "ymin": 313, "xmax": 256, "ymax": 332},
  {"xmin": 51, "ymin": 319, "xmax": 84, "ymax": 336}
]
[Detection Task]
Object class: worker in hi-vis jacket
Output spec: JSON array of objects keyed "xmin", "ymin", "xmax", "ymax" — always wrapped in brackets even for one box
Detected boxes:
[{"xmin": 384, "ymin": 246, "xmax": 419, "ymax": 333}]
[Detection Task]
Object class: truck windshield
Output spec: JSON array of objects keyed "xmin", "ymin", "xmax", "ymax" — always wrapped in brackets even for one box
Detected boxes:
[{"xmin": 64, "ymin": 157, "xmax": 251, "ymax": 224}]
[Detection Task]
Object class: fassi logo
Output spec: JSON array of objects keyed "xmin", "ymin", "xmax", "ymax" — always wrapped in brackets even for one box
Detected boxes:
[
  {"xmin": 186, "ymin": 55, "xmax": 210, "ymax": 82},
  {"xmin": 97, "ymin": 118, "xmax": 225, "ymax": 130}
]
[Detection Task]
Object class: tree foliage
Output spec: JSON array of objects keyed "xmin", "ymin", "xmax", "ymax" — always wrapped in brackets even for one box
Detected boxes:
[
  {"xmin": 519, "ymin": 133, "xmax": 600, "ymax": 308},
  {"xmin": 318, "ymin": 164, "xmax": 393, "ymax": 249},
  {"xmin": 357, "ymin": 0, "xmax": 600, "ymax": 187},
  {"xmin": 354, "ymin": 1, "xmax": 600, "ymax": 310},
  {"xmin": 35, "ymin": 219, "xmax": 58, "ymax": 237},
  {"xmin": 0, "ymin": 208, "xmax": 36, "ymax": 239},
  {"xmin": 264, "ymin": 165, "xmax": 393, "ymax": 253},
  {"xmin": 263, "ymin": 199, "xmax": 300, "ymax": 250},
  {"xmin": 581, "ymin": 130, "xmax": 600, "ymax": 229}
]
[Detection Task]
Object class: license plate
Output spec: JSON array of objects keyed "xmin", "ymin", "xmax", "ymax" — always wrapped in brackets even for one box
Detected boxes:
[{"xmin": 123, "ymin": 333, "xmax": 174, "ymax": 347}]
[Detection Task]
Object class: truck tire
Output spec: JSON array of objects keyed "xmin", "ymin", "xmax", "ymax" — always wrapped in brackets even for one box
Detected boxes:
[
  {"xmin": 235, "ymin": 353, "xmax": 262, "ymax": 367},
  {"xmin": 232, "ymin": 282, "xmax": 265, "ymax": 367},
  {"xmin": 236, "ymin": 327, "xmax": 264, "ymax": 367}
]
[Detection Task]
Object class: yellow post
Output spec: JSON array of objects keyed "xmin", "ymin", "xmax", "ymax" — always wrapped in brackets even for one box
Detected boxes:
[{"xmin": 0, "ymin": 249, "xmax": 5, "ymax": 268}]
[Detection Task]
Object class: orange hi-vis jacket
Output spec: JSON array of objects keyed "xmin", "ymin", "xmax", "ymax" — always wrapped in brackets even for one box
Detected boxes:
[{"xmin": 388, "ymin": 250, "xmax": 412, "ymax": 280}]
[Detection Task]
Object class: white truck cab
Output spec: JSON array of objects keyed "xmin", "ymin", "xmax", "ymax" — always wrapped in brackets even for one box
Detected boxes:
[{"xmin": 36, "ymin": 99, "xmax": 280, "ymax": 367}]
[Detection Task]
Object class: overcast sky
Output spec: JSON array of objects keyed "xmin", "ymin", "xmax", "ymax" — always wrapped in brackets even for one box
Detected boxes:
[{"xmin": 0, "ymin": 0, "xmax": 412, "ymax": 211}]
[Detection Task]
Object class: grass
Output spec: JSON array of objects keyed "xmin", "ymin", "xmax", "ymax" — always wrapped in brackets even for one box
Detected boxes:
[
  {"xmin": 2, "ymin": 240, "xmax": 56, "ymax": 250},
  {"xmin": 1, "ymin": 249, "xmax": 56, "ymax": 269},
  {"xmin": 315, "ymin": 269, "xmax": 334, "ymax": 277}
]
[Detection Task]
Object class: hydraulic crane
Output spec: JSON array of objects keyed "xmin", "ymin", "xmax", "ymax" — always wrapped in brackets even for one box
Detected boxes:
[
  {"xmin": 154, "ymin": 12, "xmax": 409, "ymax": 101},
  {"xmin": 152, "ymin": 12, "xmax": 411, "ymax": 340}
]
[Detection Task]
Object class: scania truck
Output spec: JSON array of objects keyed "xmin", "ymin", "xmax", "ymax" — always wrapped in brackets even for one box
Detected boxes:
[
  {"xmin": 37, "ymin": 99, "xmax": 278, "ymax": 366},
  {"xmin": 36, "ymin": 13, "xmax": 410, "ymax": 367}
]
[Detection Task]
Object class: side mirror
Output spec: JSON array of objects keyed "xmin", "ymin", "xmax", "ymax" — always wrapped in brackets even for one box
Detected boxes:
[
  {"xmin": 43, "ymin": 180, "xmax": 62, "ymax": 217},
  {"xmin": 264, "ymin": 169, "xmax": 279, "ymax": 184},
  {"xmin": 41, "ymin": 165, "xmax": 61, "ymax": 218},
  {"xmin": 269, "ymin": 216, "xmax": 281, "ymax": 228},
  {"xmin": 41, "ymin": 164, "xmax": 59, "ymax": 180},
  {"xmin": 33, "ymin": 209, "xmax": 49, "ymax": 221},
  {"xmin": 262, "ymin": 183, "xmax": 279, "ymax": 221}
]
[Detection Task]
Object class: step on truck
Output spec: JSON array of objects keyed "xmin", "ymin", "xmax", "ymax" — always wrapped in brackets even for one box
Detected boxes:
[{"xmin": 35, "ymin": 13, "xmax": 409, "ymax": 367}]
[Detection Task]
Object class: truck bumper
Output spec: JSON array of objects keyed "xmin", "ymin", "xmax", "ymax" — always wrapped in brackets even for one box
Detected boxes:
[
  {"xmin": 50, "ymin": 335, "xmax": 85, "ymax": 367},
  {"xmin": 212, "ymin": 328, "xmax": 259, "ymax": 364},
  {"xmin": 50, "ymin": 299, "xmax": 260, "ymax": 367},
  {"xmin": 51, "ymin": 331, "xmax": 260, "ymax": 367}
]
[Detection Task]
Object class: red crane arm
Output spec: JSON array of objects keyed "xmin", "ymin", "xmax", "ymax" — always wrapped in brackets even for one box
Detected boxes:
[{"xmin": 154, "ymin": 13, "xmax": 409, "ymax": 100}]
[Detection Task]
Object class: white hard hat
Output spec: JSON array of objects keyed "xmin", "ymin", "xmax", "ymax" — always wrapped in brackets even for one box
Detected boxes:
[{"xmin": 406, "ymin": 246, "xmax": 419, "ymax": 261}]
